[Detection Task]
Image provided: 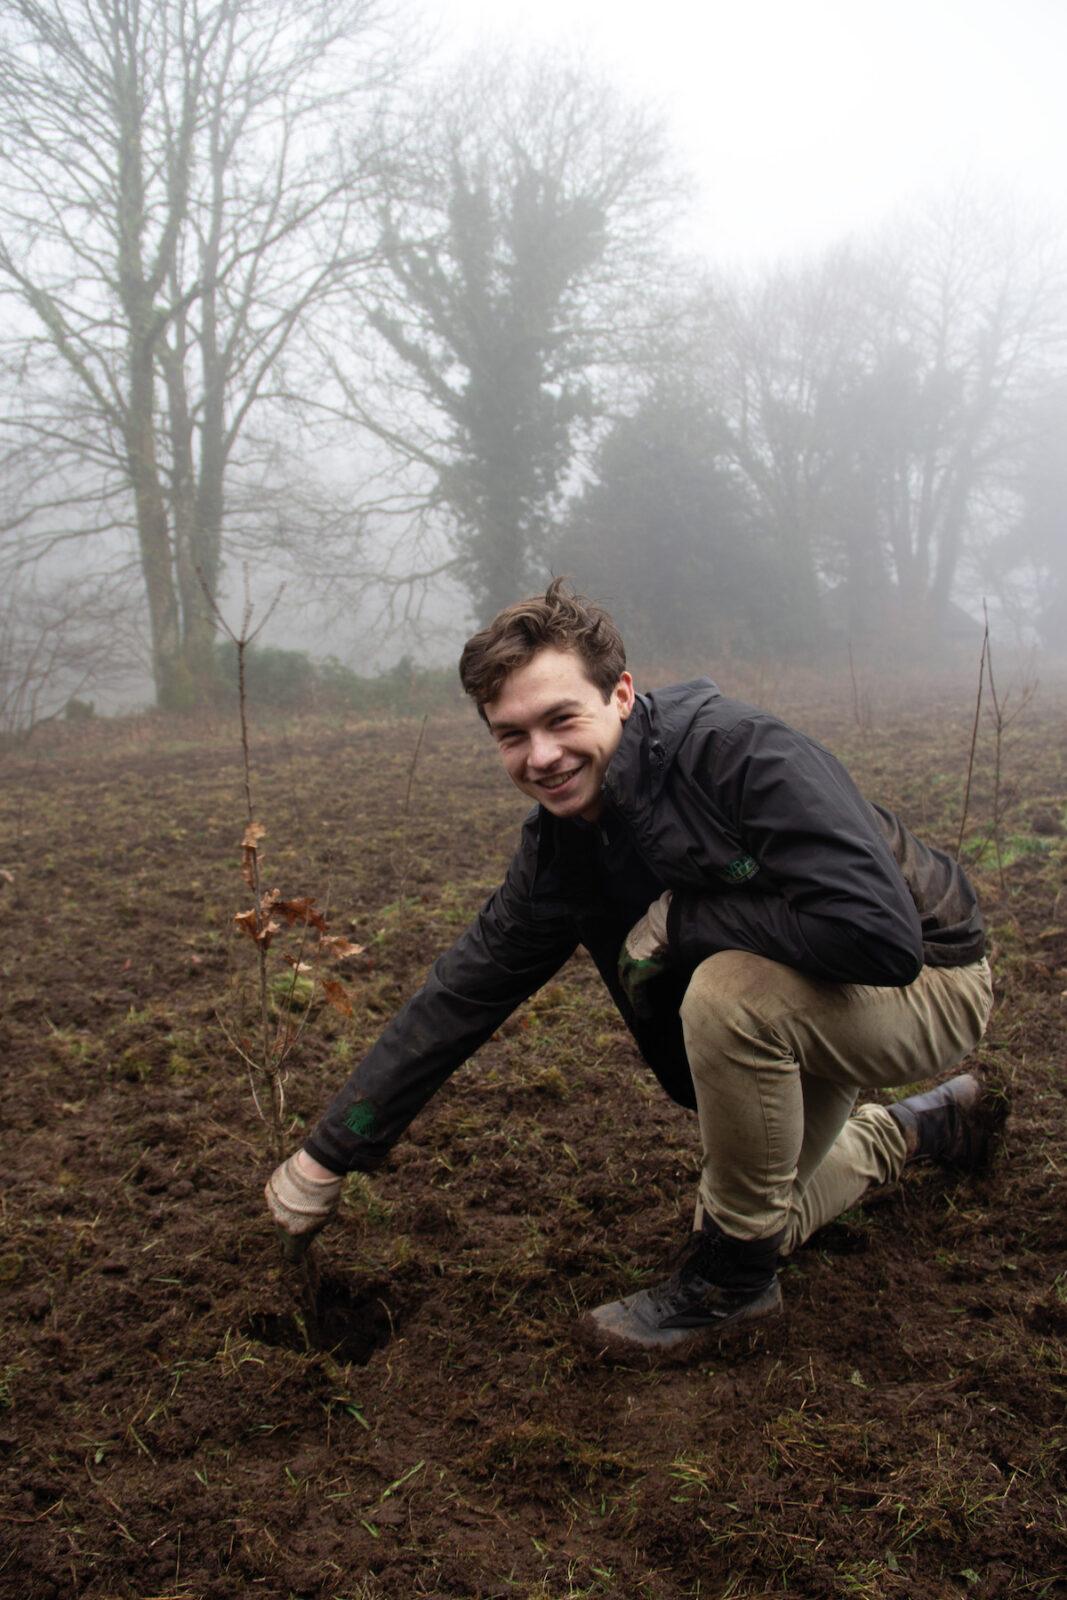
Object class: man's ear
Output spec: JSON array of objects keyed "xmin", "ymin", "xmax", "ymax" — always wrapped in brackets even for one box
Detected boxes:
[{"xmin": 614, "ymin": 671, "xmax": 635, "ymax": 719}]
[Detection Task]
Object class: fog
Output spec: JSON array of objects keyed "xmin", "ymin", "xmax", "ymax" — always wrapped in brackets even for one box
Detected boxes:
[
  {"xmin": 433, "ymin": 0, "xmax": 1067, "ymax": 266},
  {"xmin": 1, "ymin": 0, "xmax": 1065, "ymax": 726}
]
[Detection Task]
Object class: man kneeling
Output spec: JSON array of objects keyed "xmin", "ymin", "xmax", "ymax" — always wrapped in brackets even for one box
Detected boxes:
[{"xmin": 266, "ymin": 581, "xmax": 1000, "ymax": 1358}]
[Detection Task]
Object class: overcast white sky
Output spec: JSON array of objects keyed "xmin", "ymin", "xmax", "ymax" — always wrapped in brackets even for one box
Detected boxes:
[{"xmin": 429, "ymin": 0, "xmax": 1065, "ymax": 267}]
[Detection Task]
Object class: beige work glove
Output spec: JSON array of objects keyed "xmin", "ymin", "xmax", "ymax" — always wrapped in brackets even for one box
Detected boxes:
[
  {"xmin": 618, "ymin": 890, "xmax": 673, "ymax": 1019},
  {"xmin": 265, "ymin": 1152, "xmax": 343, "ymax": 1262}
]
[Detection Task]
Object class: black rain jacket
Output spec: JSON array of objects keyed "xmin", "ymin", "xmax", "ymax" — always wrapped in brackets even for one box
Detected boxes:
[{"xmin": 304, "ymin": 680, "xmax": 984, "ymax": 1174}]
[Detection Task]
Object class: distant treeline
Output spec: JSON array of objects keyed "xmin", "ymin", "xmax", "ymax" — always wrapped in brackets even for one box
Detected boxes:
[{"xmin": 213, "ymin": 644, "xmax": 458, "ymax": 717}]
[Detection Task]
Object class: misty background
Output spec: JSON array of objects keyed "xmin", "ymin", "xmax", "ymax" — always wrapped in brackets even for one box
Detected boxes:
[{"xmin": 1, "ymin": 0, "xmax": 1065, "ymax": 727}]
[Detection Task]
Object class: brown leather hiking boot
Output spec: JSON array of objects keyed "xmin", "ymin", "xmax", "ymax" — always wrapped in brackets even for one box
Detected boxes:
[
  {"xmin": 888, "ymin": 1072, "xmax": 1008, "ymax": 1173},
  {"xmin": 580, "ymin": 1220, "xmax": 784, "ymax": 1361}
]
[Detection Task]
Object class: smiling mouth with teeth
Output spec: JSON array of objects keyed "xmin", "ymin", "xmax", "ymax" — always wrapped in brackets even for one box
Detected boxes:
[{"xmin": 540, "ymin": 768, "xmax": 581, "ymax": 790}]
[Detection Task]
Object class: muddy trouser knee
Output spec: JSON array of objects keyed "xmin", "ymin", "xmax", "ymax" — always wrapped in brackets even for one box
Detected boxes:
[{"xmin": 679, "ymin": 951, "xmax": 993, "ymax": 1254}]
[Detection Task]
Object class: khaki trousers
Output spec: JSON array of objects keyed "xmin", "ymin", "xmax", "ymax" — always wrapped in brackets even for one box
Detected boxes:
[{"xmin": 679, "ymin": 951, "xmax": 994, "ymax": 1253}]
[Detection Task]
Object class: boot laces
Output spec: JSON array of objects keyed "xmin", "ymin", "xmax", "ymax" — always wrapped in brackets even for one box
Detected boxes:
[{"xmin": 643, "ymin": 1231, "xmax": 726, "ymax": 1319}]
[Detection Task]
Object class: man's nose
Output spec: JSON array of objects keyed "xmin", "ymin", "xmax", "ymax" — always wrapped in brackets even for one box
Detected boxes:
[{"xmin": 528, "ymin": 729, "xmax": 563, "ymax": 770}]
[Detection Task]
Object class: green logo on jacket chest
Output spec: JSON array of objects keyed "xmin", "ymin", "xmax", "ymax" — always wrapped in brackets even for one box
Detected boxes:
[{"xmin": 722, "ymin": 853, "xmax": 759, "ymax": 883}]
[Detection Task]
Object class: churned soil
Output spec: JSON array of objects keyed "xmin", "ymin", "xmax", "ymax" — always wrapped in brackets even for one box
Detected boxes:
[{"xmin": 0, "ymin": 666, "xmax": 1064, "ymax": 1600}]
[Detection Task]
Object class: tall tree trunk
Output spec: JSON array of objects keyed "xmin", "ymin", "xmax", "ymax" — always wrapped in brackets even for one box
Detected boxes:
[
  {"xmin": 184, "ymin": 361, "xmax": 227, "ymax": 703},
  {"xmin": 928, "ymin": 450, "xmax": 975, "ymax": 632},
  {"xmin": 127, "ymin": 352, "xmax": 185, "ymax": 707}
]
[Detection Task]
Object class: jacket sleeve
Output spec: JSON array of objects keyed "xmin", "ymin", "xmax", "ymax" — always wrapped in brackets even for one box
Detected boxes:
[
  {"xmin": 303, "ymin": 819, "xmax": 577, "ymax": 1173},
  {"xmin": 665, "ymin": 714, "xmax": 924, "ymax": 987}
]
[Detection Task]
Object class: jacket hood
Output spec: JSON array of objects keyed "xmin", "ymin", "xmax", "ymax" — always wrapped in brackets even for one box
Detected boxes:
[{"xmin": 603, "ymin": 677, "xmax": 722, "ymax": 808}]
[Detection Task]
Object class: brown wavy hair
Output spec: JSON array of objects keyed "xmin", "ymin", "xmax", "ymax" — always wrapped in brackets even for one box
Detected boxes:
[{"xmin": 459, "ymin": 578, "xmax": 626, "ymax": 715}]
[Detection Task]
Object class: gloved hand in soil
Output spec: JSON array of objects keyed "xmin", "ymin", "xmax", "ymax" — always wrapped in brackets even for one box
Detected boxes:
[
  {"xmin": 265, "ymin": 1150, "xmax": 343, "ymax": 1262},
  {"xmin": 618, "ymin": 891, "xmax": 673, "ymax": 1020}
]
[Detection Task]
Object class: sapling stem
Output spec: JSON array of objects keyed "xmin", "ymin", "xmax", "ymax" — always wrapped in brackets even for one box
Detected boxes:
[
  {"xmin": 975, "ymin": 602, "xmax": 1037, "ymax": 898},
  {"xmin": 955, "ymin": 599, "xmax": 1037, "ymax": 893},
  {"xmin": 956, "ymin": 611, "xmax": 989, "ymax": 862},
  {"xmin": 403, "ymin": 713, "xmax": 429, "ymax": 818},
  {"xmin": 203, "ymin": 573, "xmax": 286, "ymax": 1161},
  {"xmin": 391, "ymin": 712, "xmax": 429, "ymax": 944},
  {"xmin": 198, "ymin": 567, "xmax": 360, "ymax": 1304}
]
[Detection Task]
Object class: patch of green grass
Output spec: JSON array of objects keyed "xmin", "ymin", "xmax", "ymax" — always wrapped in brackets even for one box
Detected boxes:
[
  {"xmin": 470, "ymin": 1420, "xmax": 641, "ymax": 1489},
  {"xmin": 0, "ymin": 1254, "xmax": 24, "ymax": 1286},
  {"xmin": 834, "ymin": 1557, "xmax": 900, "ymax": 1597},
  {"xmin": 876, "ymin": 1080, "xmax": 928, "ymax": 1103},
  {"xmin": 44, "ymin": 1025, "xmax": 99, "ymax": 1065},
  {"xmin": 529, "ymin": 1065, "xmax": 569, "ymax": 1099},
  {"xmin": 519, "ymin": 1564, "xmax": 622, "ymax": 1600},
  {"xmin": 341, "ymin": 1171, "xmax": 394, "ymax": 1225},
  {"xmin": 961, "ymin": 831, "xmax": 1052, "ymax": 870},
  {"xmin": 885, "ymin": 1451, "xmax": 1009, "ymax": 1559},
  {"xmin": 115, "ymin": 1044, "xmax": 154, "ymax": 1082},
  {"xmin": 268, "ymin": 969, "xmax": 317, "ymax": 1014},
  {"xmin": 667, "ymin": 1455, "xmax": 723, "ymax": 1500}
]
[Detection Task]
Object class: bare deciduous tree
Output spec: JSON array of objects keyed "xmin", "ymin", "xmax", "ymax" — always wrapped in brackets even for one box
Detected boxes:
[
  {"xmin": 698, "ymin": 194, "xmax": 1066, "ymax": 651},
  {"xmin": 699, "ymin": 247, "xmax": 874, "ymax": 647},
  {"xmin": 0, "ymin": 573, "xmax": 139, "ymax": 739},
  {"xmin": 852, "ymin": 195, "xmax": 1065, "ymax": 641},
  {"xmin": 321, "ymin": 54, "xmax": 685, "ymax": 623},
  {"xmin": 0, "ymin": 0, "xmax": 403, "ymax": 707}
]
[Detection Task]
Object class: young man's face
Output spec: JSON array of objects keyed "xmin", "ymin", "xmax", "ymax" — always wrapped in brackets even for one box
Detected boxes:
[{"xmin": 483, "ymin": 646, "xmax": 635, "ymax": 822}]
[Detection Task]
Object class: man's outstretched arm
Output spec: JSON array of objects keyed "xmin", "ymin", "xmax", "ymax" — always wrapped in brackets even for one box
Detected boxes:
[{"xmin": 266, "ymin": 817, "xmax": 576, "ymax": 1248}]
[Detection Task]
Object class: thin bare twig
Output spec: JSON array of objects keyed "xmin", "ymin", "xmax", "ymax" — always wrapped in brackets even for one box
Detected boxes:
[
  {"xmin": 213, "ymin": 1009, "xmax": 262, "ymax": 1075},
  {"xmin": 390, "ymin": 712, "xmax": 431, "ymax": 942},
  {"xmin": 955, "ymin": 611, "xmax": 989, "ymax": 861},
  {"xmin": 976, "ymin": 601, "xmax": 1038, "ymax": 896},
  {"xmin": 846, "ymin": 639, "xmax": 871, "ymax": 732},
  {"xmin": 403, "ymin": 713, "xmax": 429, "ymax": 818},
  {"xmin": 956, "ymin": 600, "xmax": 1038, "ymax": 891},
  {"xmin": 984, "ymin": 602, "xmax": 1006, "ymax": 893}
]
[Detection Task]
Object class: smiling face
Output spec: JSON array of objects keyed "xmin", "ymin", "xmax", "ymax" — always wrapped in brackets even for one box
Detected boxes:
[{"xmin": 483, "ymin": 646, "xmax": 635, "ymax": 822}]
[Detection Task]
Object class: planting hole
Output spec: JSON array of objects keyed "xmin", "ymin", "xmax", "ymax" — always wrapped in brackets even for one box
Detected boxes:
[{"xmin": 247, "ymin": 1277, "xmax": 397, "ymax": 1365}]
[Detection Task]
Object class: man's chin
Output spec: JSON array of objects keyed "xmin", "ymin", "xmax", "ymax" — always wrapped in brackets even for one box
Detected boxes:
[
  {"xmin": 542, "ymin": 796, "xmax": 583, "ymax": 818},
  {"xmin": 514, "ymin": 766, "xmax": 602, "ymax": 819},
  {"xmin": 538, "ymin": 784, "xmax": 600, "ymax": 821}
]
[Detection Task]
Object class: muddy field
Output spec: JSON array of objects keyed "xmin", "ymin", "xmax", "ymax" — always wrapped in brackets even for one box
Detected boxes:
[{"xmin": 1, "ymin": 666, "xmax": 1064, "ymax": 1600}]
